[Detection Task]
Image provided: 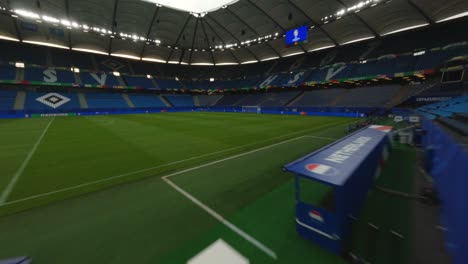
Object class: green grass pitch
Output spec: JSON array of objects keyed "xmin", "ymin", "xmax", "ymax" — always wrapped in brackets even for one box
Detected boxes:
[{"xmin": 0, "ymin": 113, "xmax": 413, "ymax": 263}]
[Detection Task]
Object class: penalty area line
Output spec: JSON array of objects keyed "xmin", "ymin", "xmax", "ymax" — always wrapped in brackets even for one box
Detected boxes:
[
  {"xmin": 163, "ymin": 177, "xmax": 278, "ymax": 260},
  {"xmin": 0, "ymin": 119, "xmax": 350, "ymax": 207},
  {"xmin": 0, "ymin": 117, "xmax": 55, "ymax": 205}
]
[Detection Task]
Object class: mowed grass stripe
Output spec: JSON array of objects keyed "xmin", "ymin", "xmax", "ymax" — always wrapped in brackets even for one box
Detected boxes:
[
  {"xmin": 4, "ymin": 114, "xmax": 352, "ymax": 200},
  {"xmin": 1, "ymin": 117, "xmax": 351, "ymax": 209},
  {"xmin": 0, "ymin": 116, "xmax": 352, "ymax": 264},
  {"xmin": 0, "ymin": 117, "xmax": 55, "ymax": 204}
]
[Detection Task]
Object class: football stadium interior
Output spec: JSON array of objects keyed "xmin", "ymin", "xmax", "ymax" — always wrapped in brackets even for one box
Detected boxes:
[{"xmin": 0, "ymin": 0, "xmax": 467, "ymax": 263}]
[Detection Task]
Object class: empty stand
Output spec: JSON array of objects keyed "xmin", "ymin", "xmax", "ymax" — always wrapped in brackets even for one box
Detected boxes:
[
  {"xmin": 163, "ymin": 95, "xmax": 194, "ymax": 107},
  {"xmin": 292, "ymin": 89, "xmax": 347, "ymax": 107},
  {"xmin": 335, "ymin": 85, "xmax": 401, "ymax": 107},
  {"xmin": 85, "ymin": 93, "xmax": 128, "ymax": 109},
  {"xmin": 123, "ymin": 75, "xmax": 155, "ymax": 89},
  {"xmin": 0, "ymin": 90, "xmax": 17, "ymax": 112},
  {"xmin": 128, "ymin": 94, "xmax": 166, "ymax": 108},
  {"xmin": 0, "ymin": 64, "xmax": 16, "ymax": 80},
  {"xmin": 197, "ymin": 95, "xmax": 223, "ymax": 106}
]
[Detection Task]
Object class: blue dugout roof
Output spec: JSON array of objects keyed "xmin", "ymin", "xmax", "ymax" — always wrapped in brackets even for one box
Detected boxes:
[{"xmin": 283, "ymin": 125, "xmax": 392, "ymax": 187}]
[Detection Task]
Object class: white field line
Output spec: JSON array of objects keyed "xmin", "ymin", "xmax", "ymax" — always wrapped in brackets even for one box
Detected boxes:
[
  {"xmin": 0, "ymin": 119, "xmax": 350, "ymax": 206},
  {"xmin": 304, "ymin": 135, "xmax": 339, "ymax": 141},
  {"xmin": 0, "ymin": 117, "xmax": 55, "ymax": 205},
  {"xmin": 1, "ymin": 135, "xmax": 308, "ymax": 207},
  {"xmin": 161, "ymin": 135, "xmax": 306, "ymax": 180},
  {"xmin": 164, "ymin": 177, "xmax": 278, "ymax": 260}
]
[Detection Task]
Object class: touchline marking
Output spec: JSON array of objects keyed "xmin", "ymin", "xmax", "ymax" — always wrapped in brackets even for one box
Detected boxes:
[
  {"xmin": 304, "ymin": 135, "xmax": 338, "ymax": 141},
  {"xmin": 0, "ymin": 117, "xmax": 55, "ymax": 205},
  {"xmin": 161, "ymin": 135, "xmax": 306, "ymax": 179},
  {"xmin": 0, "ymin": 119, "xmax": 351, "ymax": 206},
  {"xmin": 163, "ymin": 177, "xmax": 278, "ymax": 260}
]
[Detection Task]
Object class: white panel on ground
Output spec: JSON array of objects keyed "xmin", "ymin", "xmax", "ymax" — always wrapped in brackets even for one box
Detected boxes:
[{"xmin": 187, "ymin": 239, "xmax": 249, "ymax": 264}]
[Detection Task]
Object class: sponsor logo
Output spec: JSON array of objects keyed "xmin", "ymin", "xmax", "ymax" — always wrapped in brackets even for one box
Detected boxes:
[
  {"xmin": 309, "ymin": 210, "xmax": 324, "ymax": 222},
  {"xmin": 36, "ymin": 93, "xmax": 70, "ymax": 109},
  {"xmin": 305, "ymin": 163, "xmax": 339, "ymax": 176},
  {"xmin": 369, "ymin": 125, "xmax": 392, "ymax": 133},
  {"xmin": 325, "ymin": 136, "xmax": 372, "ymax": 164}
]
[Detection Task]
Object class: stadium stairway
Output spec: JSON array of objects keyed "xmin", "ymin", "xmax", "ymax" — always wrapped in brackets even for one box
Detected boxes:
[
  {"xmin": 385, "ymin": 85, "xmax": 411, "ymax": 109},
  {"xmin": 159, "ymin": 95, "xmax": 172, "ymax": 107},
  {"xmin": 150, "ymin": 78, "xmax": 160, "ymax": 89},
  {"xmin": 16, "ymin": 68, "xmax": 23, "ymax": 81},
  {"xmin": 285, "ymin": 91, "xmax": 304, "ymax": 106},
  {"xmin": 78, "ymin": 93, "xmax": 88, "ymax": 109},
  {"xmin": 193, "ymin": 96, "xmax": 200, "ymax": 106},
  {"xmin": 330, "ymin": 89, "xmax": 350, "ymax": 106},
  {"xmin": 122, "ymin": 94, "xmax": 135, "ymax": 108},
  {"xmin": 13, "ymin": 91, "xmax": 25, "ymax": 110},
  {"xmin": 73, "ymin": 72, "xmax": 82, "ymax": 84}
]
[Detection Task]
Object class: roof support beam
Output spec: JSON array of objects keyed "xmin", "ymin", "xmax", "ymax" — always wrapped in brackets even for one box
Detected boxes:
[
  {"xmin": 108, "ymin": 0, "xmax": 119, "ymax": 54},
  {"xmin": 5, "ymin": 0, "xmax": 22, "ymax": 41},
  {"xmin": 65, "ymin": 0, "xmax": 72, "ymax": 49},
  {"xmin": 335, "ymin": 0, "xmax": 380, "ymax": 37},
  {"xmin": 245, "ymin": 0, "xmax": 308, "ymax": 53},
  {"xmin": 205, "ymin": 15, "xmax": 260, "ymax": 61},
  {"xmin": 167, "ymin": 15, "xmax": 191, "ymax": 62},
  {"xmin": 202, "ymin": 19, "xmax": 241, "ymax": 64},
  {"xmin": 245, "ymin": 0, "xmax": 285, "ymax": 32},
  {"xmin": 140, "ymin": 5, "xmax": 160, "ymax": 58},
  {"xmin": 224, "ymin": 8, "xmax": 282, "ymax": 58},
  {"xmin": 406, "ymin": 0, "xmax": 434, "ymax": 24},
  {"xmin": 200, "ymin": 19, "xmax": 216, "ymax": 65},
  {"xmin": 188, "ymin": 18, "xmax": 199, "ymax": 64},
  {"xmin": 287, "ymin": 0, "xmax": 339, "ymax": 46}
]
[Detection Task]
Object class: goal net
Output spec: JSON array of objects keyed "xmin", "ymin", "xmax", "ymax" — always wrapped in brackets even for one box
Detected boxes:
[{"xmin": 242, "ymin": 106, "xmax": 261, "ymax": 113}]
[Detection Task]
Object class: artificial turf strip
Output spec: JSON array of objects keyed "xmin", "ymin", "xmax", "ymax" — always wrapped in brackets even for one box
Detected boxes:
[
  {"xmin": 161, "ymin": 144, "xmax": 416, "ymax": 264},
  {"xmin": 0, "ymin": 113, "xmax": 355, "ymax": 263},
  {"xmin": 0, "ymin": 113, "xmax": 353, "ymax": 216},
  {"xmin": 349, "ymin": 143, "xmax": 416, "ymax": 264}
]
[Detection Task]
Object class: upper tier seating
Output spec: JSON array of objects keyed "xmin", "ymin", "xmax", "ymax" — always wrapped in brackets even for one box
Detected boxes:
[
  {"xmin": 123, "ymin": 75, "xmax": 155, "ymax": 89},
  {"xmin": 155, "ymin": 78, "xmax": 183, "ymax": 90},
  {"xmin": 0, "ymin": 64, "xmax": 16, "ymax": 80},
  {"xmin": 80, "ymin": 72, "xmax": 121, "ymax": 87},
  {"xmin": 0, "ymin": 90, "xmax": 16, "ymax": 111},
  {"xmin": 24, "ymin": 67, "xmax": 75, "ymax": 83}
]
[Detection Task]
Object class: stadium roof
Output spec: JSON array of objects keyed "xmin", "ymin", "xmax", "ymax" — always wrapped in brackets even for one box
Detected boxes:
[{"xmin": 0, "ymin": 0, "xmax": 467, "ymax": 65}]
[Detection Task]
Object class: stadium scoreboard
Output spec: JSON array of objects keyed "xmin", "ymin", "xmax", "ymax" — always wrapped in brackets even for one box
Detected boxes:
[{"xmin": 286, "ymin": 25, "xmax": 308, "ymax": 46}]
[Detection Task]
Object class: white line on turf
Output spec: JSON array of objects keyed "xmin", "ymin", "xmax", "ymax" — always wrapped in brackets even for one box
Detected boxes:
[
  {"xmin": 0, "ymin": 119, "xmax": 351, "ymax": 206},
  {"xmin": 2, "ymin": 135, "xmax": 309, "ymax": 207},
  {"xmin": 164, "ymin": 177, "xmax": 278, "ymax": 260},
  {"xmin": 304, "ymin": 135, "xmax": 339, "ymax": 141},
  {"xmin": 0, "ymin": 117, "xmax": 55, "ymax": 205}
]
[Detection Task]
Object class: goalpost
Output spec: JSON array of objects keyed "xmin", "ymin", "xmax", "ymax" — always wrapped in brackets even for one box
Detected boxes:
[{"xmin": 242, "ymin": 106, "xmax": 261, "ymax": 114}]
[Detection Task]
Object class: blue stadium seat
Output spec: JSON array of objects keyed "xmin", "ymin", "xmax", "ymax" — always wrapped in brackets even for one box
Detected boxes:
[
  {"xmin": 128, "ymin": 95, "xmax": 166, "ymax": 108},
  {"xmin": 0, "ymin": 90, "xmax": 16, "ymax": 112},
  {"xmin": 164, "ymin": 95, "xmax": 194, "ymax": 107},
  {"xmin": 85, "ymin": 93, "xmax": 129, "ymax": 109},
  {"xmin": 24, "ymin": 67, "xmax": 76, "ymax": 83},
  {"xmin": 124, "ymin": 75, "xmax": 155, "ymax": 89},
  {"xmin": 80, "ymin": 72, "xmax": 121, "ymax": 87},
  {"xmin": 0, "ymin": 64, "xmax": 16, "ymax": 80}
]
